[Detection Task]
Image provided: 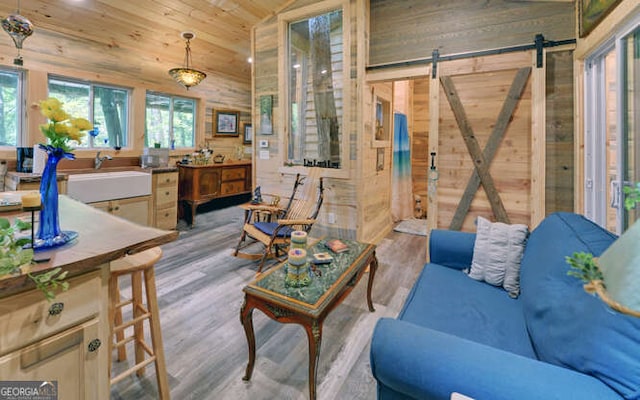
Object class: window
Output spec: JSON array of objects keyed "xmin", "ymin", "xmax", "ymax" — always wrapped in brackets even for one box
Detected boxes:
[
  {"xmin": 584, "ymin": 15, "xmax": 640, "ymax": 233},
  {"xmin": 145, "ymin": 92, "xmax": 195, "ymax": 149},
  {"xmin": 48, "ymin": 77, "xmax": 129, "ymax": 149},
  {"xmin": 0, "ymin": 69, "xmax": 22, "ymax": 147},
  {"xmin": 286, "ymin": 6, "xmax": 344, "ymax": 167}
]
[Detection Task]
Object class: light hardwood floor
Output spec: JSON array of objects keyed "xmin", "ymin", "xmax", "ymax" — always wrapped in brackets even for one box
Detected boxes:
[{"xmin": 110, "ymin": 198, "xmax": 426, "ymax": 400}]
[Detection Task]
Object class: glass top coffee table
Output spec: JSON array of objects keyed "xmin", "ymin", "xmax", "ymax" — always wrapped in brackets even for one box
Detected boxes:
[{"xmin": 240, "ymin": 239, "xmax": 378, "ymax": 400}]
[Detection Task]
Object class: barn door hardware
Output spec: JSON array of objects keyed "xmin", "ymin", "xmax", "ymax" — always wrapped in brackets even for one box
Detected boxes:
[
  {"xmin": 535, "ymin": 34, "xmax": 544, "ymax": 68},
  {"xmin": 441, "ymin": 67, "xmax": 532, "ymax": 230},
  {"xmin": 431, "ymin": 49, "xmax": 439, "ymax": 79},
  {"xmin": 428, "ymin": 152, "xmax": 439, "ymax": 198},
  {"xmin": 367, "ymin": 35, "xmax": 574, "ymax": 73}
]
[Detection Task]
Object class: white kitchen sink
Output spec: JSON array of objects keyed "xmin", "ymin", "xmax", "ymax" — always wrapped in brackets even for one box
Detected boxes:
[{"xmin": 66, "ymin": 171, "xmax": 152, "ymax": 203}]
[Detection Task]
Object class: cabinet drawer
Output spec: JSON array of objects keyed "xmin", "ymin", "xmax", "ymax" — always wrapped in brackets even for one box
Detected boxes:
[
  {"xmin": 221, "ymin": 168, "xmax": 246, "ymax": 182},
  {"xmin": 155, "ymin": 172, "xmax": 178, "ymax": 188},
  {"xmin": 155, "ymin": 207, "xmax": 177, "ymax": 230},
  {"xmin": 155, "ymin": 185, "xmax": 178, "ymax": 207},
  {"xmin": 220, "ymin": 181, "xmax": 246, "ymax": 195},
  {"xmin": 0, "ymin": 271, "xmax": 102, "ymax": 356}
]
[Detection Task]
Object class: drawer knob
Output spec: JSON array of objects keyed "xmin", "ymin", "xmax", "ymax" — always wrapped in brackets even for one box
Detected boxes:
[
  {"xmin": 165, "ymin": 191, "xmax": 170, "ymax": 195},
  {"xmin": 88, "ymin": 338, "xmax": 102, "ymax": 352},
  {"xmin": 48, "ymin": 302, "xmax": 64, "ymax": 316}
]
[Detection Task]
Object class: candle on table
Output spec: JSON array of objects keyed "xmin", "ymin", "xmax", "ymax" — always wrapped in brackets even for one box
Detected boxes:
[{"xmin": 21, "ymin": 192, "xmax": 41, "ymax": 208}]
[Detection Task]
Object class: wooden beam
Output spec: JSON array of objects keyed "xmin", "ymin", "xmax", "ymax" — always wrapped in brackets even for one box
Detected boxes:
[
  {"xmin": 440, "ymin": 76, "xmax": 511, "ymax": 224},
  {"xmin": 449, "ymin": 67, "xmax": 532, "ymax": 230}
]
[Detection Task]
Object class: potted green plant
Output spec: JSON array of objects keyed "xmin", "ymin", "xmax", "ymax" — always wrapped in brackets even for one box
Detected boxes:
[
  {"xmin": 623, "ymin": 182, "xmax": 640, "ymax": 211},
  {"xmin": 0, "ymin": 216, "xmax": 68, "ymax": 300},
  {"xmin": 566, "ymin": 182, "xmax": 640, "ymax": 290}
]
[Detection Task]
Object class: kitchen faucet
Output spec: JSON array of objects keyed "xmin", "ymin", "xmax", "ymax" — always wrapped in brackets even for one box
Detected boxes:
[{"xmin": 94, "ymin": 151, "xmax": 112, "ymax": 169}]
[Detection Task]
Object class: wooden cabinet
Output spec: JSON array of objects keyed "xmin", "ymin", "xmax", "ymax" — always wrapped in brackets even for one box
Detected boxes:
[
  {"xmin": 151, "ymin": 171, "xmax": 178, "ymax": 230},
  {"xmin": 178, "ymin": 162, "xmax": 251, "ymax": 226},
  {"xmin": 89, "ymin": 196, "xmax": 151, "ymax": 226},
  {"xmin": 0, "ymin": 270, "xmax": 109, "ymax": 400}
]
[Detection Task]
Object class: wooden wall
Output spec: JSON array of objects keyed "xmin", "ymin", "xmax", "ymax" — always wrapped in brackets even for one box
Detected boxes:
[
  {"xmin": 369, "ymin": 0, "xmax": 575, "ymax": 67},
  {"xmin": 545, "ymin": 50, "xmax": 574, "ymax": 215},
  {"xmin": 411, "ymin": 78, "xmax": 429, "ymax": 216},
  {"xmin": 0, "ymin": 6, "xmax": 252, "ymax": 163},
  {"xmin": 252, "ymin": 0, "xmax": 376, "ymax": 241}
]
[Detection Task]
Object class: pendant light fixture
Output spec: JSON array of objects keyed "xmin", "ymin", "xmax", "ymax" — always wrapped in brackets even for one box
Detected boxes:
[
  {"xmin": 2, "ymin": 0, "xmax": 34, "ymax": 66},
  {"xmin": 169, "ymin": 31, "xmax": 206, "ymax": 90}
]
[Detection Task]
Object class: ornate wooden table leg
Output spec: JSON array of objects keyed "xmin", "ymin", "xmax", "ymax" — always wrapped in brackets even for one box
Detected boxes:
[
  {"xmin": 303, "ymin": 320, "xmax": 322, "ymax": 400},
  {"xmin": 366, "ymin": 252, "xmax": 378, "ymax": 312},
  {"xmin": 240, "ymin": 297, "xmax": 256, "ymax": 381}
]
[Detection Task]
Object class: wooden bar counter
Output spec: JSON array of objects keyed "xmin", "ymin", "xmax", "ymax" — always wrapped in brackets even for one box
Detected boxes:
[{"xmin": 0, "ymin": 195, "xmax": 178, "ymax": 400}]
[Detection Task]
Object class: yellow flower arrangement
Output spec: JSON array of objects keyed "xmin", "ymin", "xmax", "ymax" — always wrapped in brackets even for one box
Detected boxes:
[{"xmin": 38, "ymin": 97, "xmax": 92, "ymax": 153}]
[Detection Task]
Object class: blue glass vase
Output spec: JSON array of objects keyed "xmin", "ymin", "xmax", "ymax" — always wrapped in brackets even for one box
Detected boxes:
[{"xmin": 35, "ymin": 145, "xmax": 78, "ymax": 250}]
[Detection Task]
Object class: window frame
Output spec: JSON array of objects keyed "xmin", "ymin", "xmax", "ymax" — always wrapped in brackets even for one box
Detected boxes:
[
  {"xmin": 144, "ymin": 91, "xmax": 197, "ymax": 150},
  {"xmin": 47, "ymin": 75, "xmax": 131, "ymax": 150},
  {"xmin": 584, "ymin": 12, "xmax": 640, "ymax": 233},
  {"xmin": 0, "ymin": 67, "xmax": 24, "ymax": 148},
  {"xmin": 277, "ymin": 0, "xmax": 351, "ymax": 179}
]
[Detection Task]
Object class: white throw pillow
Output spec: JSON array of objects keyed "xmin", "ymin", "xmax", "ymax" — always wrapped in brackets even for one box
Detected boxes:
[{"xmin": 468, "ymin": 216, "xmax": 529, "ymax": 298}]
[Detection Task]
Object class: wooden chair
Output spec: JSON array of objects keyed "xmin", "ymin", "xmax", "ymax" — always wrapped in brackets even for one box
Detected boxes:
[{"xmin": 233, "ymin": 168, "xmax": 324, "ymax": 273}]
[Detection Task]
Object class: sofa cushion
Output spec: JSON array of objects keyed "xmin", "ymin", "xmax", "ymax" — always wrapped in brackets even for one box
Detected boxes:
[
  {"xmin": 399, "ymin": 262, "xmax": 536, "ymax": 359},
  {"xmin": 521, "ymin": 212, "xmax": 640, "ymax": 399},
  {"xmin": 468, "ymin": 216, "xmax": 529, "ymax": 297}
]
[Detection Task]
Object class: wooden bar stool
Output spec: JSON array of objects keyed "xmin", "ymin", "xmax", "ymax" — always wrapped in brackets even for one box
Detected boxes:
[{"xmin": 109, "ymin": 246, "xmax": 170, "ymax": 400}]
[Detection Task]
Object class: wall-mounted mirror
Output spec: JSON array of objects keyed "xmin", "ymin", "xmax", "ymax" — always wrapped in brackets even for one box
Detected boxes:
[{"xmin": 287, "ymin": 7, "xmax": 343, "ymax": 168}]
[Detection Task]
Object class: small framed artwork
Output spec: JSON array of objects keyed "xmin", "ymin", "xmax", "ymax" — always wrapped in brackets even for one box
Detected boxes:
[
  {"xmin": 372, "ymin": 86, "xmax": 392, "ymax": 148},
  {"xmin": 376, "ymin": 148, "xmax": 384, "ymax": 172},
  {"xmin": 579, "ymin": 0, "xmax": 622, "ymax": 37},
  {"xmin": 243, "ymin": 123, "xmax": 253, "ymax": 144},
  {"xmin": 259, "ymin": 95, "xmax": 273, "ymax": 135},
  {"xmin": 214, "ymin": 110, "xmax": 239, "ymax": 136}
]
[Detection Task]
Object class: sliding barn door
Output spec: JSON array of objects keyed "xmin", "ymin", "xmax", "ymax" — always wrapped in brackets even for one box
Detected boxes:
[{"xmin": 435, "ymin": 53, "xmax": 533, "ymax": 232}]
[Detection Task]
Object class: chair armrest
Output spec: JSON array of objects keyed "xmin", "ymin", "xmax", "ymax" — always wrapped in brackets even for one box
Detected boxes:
[
  {"xmin": 429, "ymin": 229, "xmax": 476, "ymax": 270},
  {"xmin": 276, "ymin": 218, "xmax": 316, "ymax": 226},
  {"xmin": 244, "ymin": 204, "xmax": 284, "ymax": 213},
  {"xmin": 370, "ymin": 319, "xmax": 620, "ymax": 400}
]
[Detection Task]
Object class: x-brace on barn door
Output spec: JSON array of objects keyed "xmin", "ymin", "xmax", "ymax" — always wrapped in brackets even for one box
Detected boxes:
[{"xmin": 439, "ymin": 66, "xmax": 532, "ymax": 231}]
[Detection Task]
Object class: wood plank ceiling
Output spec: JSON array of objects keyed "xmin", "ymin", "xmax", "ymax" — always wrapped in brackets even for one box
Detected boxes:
[{"xmin": 0, "ymin": 0, "xmax": 291, "ymax": 87}]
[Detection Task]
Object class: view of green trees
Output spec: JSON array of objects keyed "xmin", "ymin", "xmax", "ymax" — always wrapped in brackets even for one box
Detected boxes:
[
  {"xmin": 2, "ymin": 71, "xmax": 196, "ymax": 151},
  {"xmin": 0, "ymin": 71, "xmax": 19, "ymax": 147},
  {"xmin": 145, "ymin": 93, "xmax": 195, "ymax": 148},
  {"xmin": 48, "ymin": 78, "xmax": 128, "ymax": 148}
]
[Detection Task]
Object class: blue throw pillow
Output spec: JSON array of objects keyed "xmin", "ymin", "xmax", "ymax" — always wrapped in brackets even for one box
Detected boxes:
[{"xmin": 521, "ymin": 213, "xmax": 640, "ymax": 399}]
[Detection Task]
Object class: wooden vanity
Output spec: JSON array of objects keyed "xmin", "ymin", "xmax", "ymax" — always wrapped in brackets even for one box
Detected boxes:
[
  {"xmin": 178, "ymin": 161, "xmax": 251, "ymax": 226},
  {"xmin": 0, "ymin": 195, "xmax": 178, "ymax": 400}
]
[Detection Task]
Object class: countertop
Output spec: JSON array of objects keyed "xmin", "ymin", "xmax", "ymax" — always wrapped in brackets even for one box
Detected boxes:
[
  {"xmin": 177, "ymin": 160, "xmax": 251, "ymax": 168},
  {"xmin": 0, "ymin": 195, "xmax": 178, "ymax": 298},
  {"xmin": 5, "ymin": 166, "xmax": 178, "ymax": 183}
]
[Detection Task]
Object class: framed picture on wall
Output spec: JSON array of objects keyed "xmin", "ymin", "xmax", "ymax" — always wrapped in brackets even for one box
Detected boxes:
[
  {"xmin": 243, "ymin": 123, "xmax": 253, "ymax": 144},
  {"xmin": 372, "ymin": 86, "xmax": 392, "ymax": 148},
  {"xmin": 214, "ymin": 110, "xmax": 239, "ymax": 136},
  {"xmin": 579, "ymin": 0, "xmax": 622, "ymax": 37}
]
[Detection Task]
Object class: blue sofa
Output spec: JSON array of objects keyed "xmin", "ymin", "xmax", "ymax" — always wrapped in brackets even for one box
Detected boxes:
[{"xmin": 370, "ymin": 212, "xmax": 640, "ymax": 400}]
